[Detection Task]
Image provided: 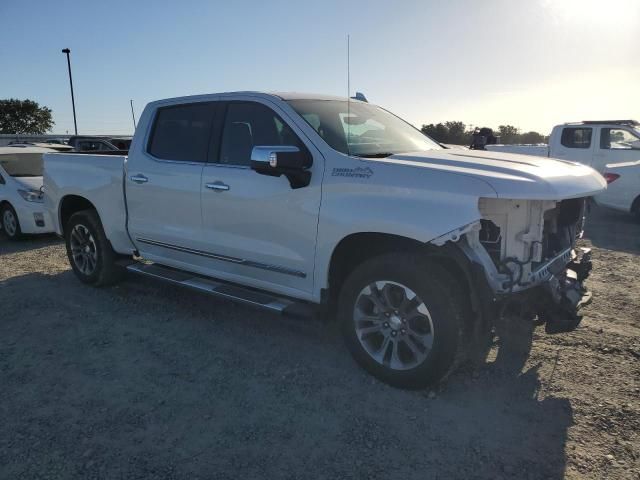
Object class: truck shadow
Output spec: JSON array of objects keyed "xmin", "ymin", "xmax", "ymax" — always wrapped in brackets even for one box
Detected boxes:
[
  {"xmin": 0, "ymin": 271, "xmax": 571, "ymax": 479},
  {"xmin": 0, "ymin": 233, "xmax": 62, "ymax": 255},
  {"xmin": 583, "ymin": 204, "xmax": 640, "ymax": 254}
]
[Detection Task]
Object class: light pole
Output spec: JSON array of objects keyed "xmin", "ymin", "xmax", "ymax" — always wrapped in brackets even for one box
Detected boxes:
[
  {"xmin": 61, "ymin": 48, "xmax": 78, "ymax": 135},
  {"xmin": 130, "ymin": 99, "xmax": 137, "ymax": 130}
]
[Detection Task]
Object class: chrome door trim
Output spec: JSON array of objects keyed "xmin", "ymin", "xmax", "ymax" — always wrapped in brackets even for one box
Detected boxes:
[{"xmin": 135, "ymin": 237, "xmax": 306, "ymax": 278}]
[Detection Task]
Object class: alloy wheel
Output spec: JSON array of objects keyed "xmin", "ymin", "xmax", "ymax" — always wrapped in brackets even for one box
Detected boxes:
[
  {"xmin": 353, "ymin": 281, "xmax": 435, "ymax": 370},
  {"xmin": 70, "ymin": 224, "xmax": 98, "ymax": 276},
  {"xmin": 3, "ymin": 210, "xmax": 17, "ymax": 237}
]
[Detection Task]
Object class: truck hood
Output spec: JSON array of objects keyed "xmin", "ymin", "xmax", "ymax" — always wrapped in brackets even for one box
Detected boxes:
[
  {"xmin": 375, "ymin": 149, "xmax": 607, "ymax": 200},
  {"xmin": 12, "ymin": 176, "xmax": 43, "ymax": 190}
]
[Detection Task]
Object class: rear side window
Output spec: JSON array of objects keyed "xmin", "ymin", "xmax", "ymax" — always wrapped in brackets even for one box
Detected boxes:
[
  {"xmin": 148, "ymin": 103, "xmax": 215, "ymax": 162},
  {"xmin": 561, "ymin": 127, "xmax": 592, "ymax": 149}
]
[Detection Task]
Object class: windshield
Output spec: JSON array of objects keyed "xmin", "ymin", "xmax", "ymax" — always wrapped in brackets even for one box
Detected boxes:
[
  {"xmin": 287, "ymin": 100, "xmax": 442, "ymax": 157},
  {"xmin": 0, "ymin": 152, "xmax": 44, "ymax": 177}
]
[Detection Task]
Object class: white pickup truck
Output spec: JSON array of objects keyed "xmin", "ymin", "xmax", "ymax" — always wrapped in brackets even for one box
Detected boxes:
[
  {"xmin": 44, "ymin": 92, "xmax": 606, "ymax": 388},
  {"xmin": 488, "ymin": 120, "xmax": 640, "ymax": 219}
]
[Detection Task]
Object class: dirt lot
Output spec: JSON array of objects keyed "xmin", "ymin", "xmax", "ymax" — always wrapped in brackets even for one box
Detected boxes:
[{"xmin": 1, "ymin": 205, "xmax": 638, "ymax": 479}]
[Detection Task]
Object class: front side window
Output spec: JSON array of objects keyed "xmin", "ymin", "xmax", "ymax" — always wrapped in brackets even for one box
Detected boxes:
[
  {"xmin": 560, "ymin": 127, "xmax": 592, "ymax": 149},
  {"xmin": 219, "ymin": 102, "xmax": 304, "ymax": 166},
  {"xmin": 287, "ymin": 100, "xmax": 441, "ymax": 157},
  {"xmin": 600, "ymin": 128, "xmax": 640, "ymax": 150},
  {"xmin": 148, "ymin": 103, "xmax": 215, "ymax": 162}
]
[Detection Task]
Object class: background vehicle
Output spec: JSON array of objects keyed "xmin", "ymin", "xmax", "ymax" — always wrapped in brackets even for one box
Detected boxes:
[
  {"xmin": 0, "ymin": 146, "xmax": 55, "ymax": 240},
  {"xmin": 44, "ymin": 92, "xmax": 605, "ymax": 388},
  {"xmin": 546, "ymin": 120, "xmax": 640, "ymax": 170},
  {"xmin": 600, "ymin": 161, "xmax": 640, "ymax": 220},
  {"xmin": 67, "ymin": 136, "xmax": 132, "ymax": 152},
  {"xmin": 488, "ymin": 120, "xmax": 640, "ymax": 218},
  {"xmin": 7, "ymin": 142, "xmax": 73, "ymax": 152}
]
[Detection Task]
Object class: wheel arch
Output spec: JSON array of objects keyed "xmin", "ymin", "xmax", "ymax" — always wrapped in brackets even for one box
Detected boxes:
[
  {"xmin": 59, "ymin": 195, "xmax": 97, "ymax": 234},
  {"xmin": 324, "ymin": 232, "xmax": 490, "ymax": 328}
]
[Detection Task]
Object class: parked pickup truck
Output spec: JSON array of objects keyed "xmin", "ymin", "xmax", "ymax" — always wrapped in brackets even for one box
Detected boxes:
[
  {"xmin": 44, "ymin": 92, "xmax": 606, "ymax": 388},
  {"xmin": 487, "ymin": 120, "xmax": 640, "ymax": 219}
]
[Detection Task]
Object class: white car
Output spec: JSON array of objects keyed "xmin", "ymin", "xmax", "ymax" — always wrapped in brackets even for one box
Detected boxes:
[
  {"xmin": 599, "ymin": 160, "xmax": 640, "ymax": 219},
  {"xmin": 45, "ymin": 92, "xmax": 605, "ymax": 388},
  {"xmin": 0, "ymin": 146, "xmax": 56, "ymax": 240}
]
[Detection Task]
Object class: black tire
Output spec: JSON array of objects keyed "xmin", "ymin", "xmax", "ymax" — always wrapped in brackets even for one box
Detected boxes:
[
  {"xmin": 1, "ymin": 203, "xmax": 23, "ymax": 241},
  {"xmin": 65, "ymin": 209, "xmax": 124, "ymax": 286},
  {"xmin": 338, "ymin": 253, "xmax": 465, "ymax": 389},
  {"xmin": 632, "ymin": 196, "xmax": 640, "ymax": 222}
]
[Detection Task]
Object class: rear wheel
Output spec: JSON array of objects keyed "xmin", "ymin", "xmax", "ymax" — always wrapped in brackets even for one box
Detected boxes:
[
  {"xmin": 338, "ymin": 253, "xmax": 464, "ymax": 389},
  {"xmin": 1, "ymin": 204, "xmax": 22, "ymax": 241},
  {"xmin": 65, "ymin": 210, "xmax": 124, "ymax": 286}
]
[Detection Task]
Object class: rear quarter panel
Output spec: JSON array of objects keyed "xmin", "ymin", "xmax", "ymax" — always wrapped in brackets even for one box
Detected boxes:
[{"xmin": 44, "ymin": 153, "xmax": 133, "ymax": 253}]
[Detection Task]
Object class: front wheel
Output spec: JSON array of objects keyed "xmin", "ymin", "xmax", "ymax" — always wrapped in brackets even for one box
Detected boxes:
[
  {"xmin": 65, "ymin": 210, "xmax": 124, "ymax": 286},
  {"xmin": 1, "ymin": 204, "xmax": 22, "ymax": 240},
  {"xmin": 338, "ymin": 253, "xmax": 464, "ymax": 389}
]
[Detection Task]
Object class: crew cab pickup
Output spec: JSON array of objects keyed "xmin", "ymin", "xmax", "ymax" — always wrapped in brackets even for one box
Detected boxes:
[
  {"xmin": 44, "ymin": 92, "xmax": 606, "ymax": 388},
  {"xmin": 549, "ymin": 120, "xmax": 640, "ymax": 218},
  {"xmin": 488, "ymin": 120, "xmax": 640, "ymax": 218}
]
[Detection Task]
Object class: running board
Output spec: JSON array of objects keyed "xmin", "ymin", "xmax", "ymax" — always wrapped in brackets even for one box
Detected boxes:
[{"xmin": 126, "ymin": 262, "xmax": 314, "ymax": 318}]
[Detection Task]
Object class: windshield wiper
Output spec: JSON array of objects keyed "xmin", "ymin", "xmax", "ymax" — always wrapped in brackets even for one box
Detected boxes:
[{"xmin": 352, "ymin": 152, "xmax": 395, "ymax": 158}]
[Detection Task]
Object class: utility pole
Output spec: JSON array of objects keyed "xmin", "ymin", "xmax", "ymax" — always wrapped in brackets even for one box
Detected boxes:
[{"xmin": 61, "ymin": 48, "xmax": 78, "ymax": 135}]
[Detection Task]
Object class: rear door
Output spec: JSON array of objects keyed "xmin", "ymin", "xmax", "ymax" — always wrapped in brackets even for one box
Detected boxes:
[
  {"xmin": 199, "ymin": 98, "xmax": 323, "ymax": 298},
  {"xmin": 126, "ymin": 101, "xmax": 218, "ymax": 264},
  {"xmin": 552, "ymin": 126, "xmax": 595, "ymax": 166}
]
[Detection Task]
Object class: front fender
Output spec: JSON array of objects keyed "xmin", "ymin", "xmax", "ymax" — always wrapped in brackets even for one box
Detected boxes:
[{"xmin": 313, "ymin": 156, "xmax": 498, "ymax": 297}]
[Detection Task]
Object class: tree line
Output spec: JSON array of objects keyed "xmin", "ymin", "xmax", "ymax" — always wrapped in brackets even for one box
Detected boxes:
[{"xmin": 421, "ymin": 121, "xmax": 548, "ymax": 146}]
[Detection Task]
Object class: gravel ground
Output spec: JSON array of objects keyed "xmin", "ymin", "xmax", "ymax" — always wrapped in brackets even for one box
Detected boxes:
[{"xmin": 0, "ymin": 205, "xmax": 638, "ymax": 479}]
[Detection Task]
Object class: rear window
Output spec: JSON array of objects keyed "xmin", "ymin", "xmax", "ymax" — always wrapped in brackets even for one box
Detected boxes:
[
  {"xmin": 561, "ymin": 127, "xmax": 592, "ymax": 149},
  {"xmin": 0, "ymin": 152, "xmax": 43, "ymax": 177},
  {"xmin": 148, "ymin": 103, "xmax": 215, "ymax": 162}
]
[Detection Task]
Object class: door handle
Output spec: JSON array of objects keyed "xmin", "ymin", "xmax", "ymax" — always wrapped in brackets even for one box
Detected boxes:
[
  {"xmin": 205, "ymin": 181, "xmax": 230, "ymax": 192},
  {"xmin": 130, "ymin": 174, "xmax": 148, "ymax": 184}
]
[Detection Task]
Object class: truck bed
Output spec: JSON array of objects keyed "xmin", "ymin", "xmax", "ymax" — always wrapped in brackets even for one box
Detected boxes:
[{"xmin": 43, "ymin": 152, "xmax": 134, "ymax": 253}]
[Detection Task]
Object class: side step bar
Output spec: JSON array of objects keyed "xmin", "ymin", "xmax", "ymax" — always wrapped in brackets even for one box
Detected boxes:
[{"xmin": 126, "ymin": 262, "xmax": 315, "ymax": 318}]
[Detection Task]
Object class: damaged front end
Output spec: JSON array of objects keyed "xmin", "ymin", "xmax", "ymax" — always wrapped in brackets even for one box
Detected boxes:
[{"xmin": 457, "ymin": 197, "xmax": 594, "ymax": 333}]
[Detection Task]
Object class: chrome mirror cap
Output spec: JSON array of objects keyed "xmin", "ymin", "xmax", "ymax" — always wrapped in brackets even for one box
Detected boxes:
[{"xmin": 251, "ymin": 145, "xmax": 300, "ymax": 168}]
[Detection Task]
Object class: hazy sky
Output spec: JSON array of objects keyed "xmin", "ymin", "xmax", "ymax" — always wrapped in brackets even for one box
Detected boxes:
[{"xmin": 1, "ymin": 0, "xmax": 638, "ymax": 135}]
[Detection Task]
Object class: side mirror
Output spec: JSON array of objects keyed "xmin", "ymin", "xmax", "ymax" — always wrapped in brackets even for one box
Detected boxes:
[{"xmin": 250, "ymin": 145, "xmax": 312, "ymax": 189}]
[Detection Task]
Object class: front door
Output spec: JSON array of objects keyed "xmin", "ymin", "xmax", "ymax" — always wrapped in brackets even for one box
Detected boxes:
[
  {"xmin": 126, "ymin": 101, "xmax": 217, "ymax": 265},
  {"xmin": 199, "ymin": 99, "xmax": 323, "ymax": 299}
]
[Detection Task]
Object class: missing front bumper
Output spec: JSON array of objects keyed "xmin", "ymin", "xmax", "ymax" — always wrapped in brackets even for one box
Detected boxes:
[{"xmin": 540, "ymin": 248, "xmax": 593, "ymax": 333}]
